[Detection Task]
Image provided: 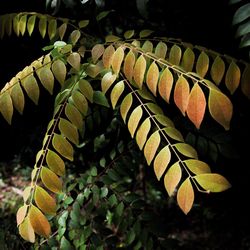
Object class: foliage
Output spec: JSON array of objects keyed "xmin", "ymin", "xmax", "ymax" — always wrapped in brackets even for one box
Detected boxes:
[{"xmin": 0, "ymin": 4, "xmax": 249, "ymax": 248}]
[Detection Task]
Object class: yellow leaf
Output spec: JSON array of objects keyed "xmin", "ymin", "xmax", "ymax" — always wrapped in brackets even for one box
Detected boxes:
[
  {"xmin": 196, "ymin": 51, "xmax": 209, "ymax": 78},
  {"xmin": 225, "ymin": 61, "xmax": 241, "ymax": 94},
  {"xmin": 174, "ymin": 75, "xmax": 190, "ymax": 116},
  {"xmin": 123, "ymin": 50, "xmax": 136, "ymax": 82},
  {"xmin": 70, "ymin": 30, "xmax": 81, "ymax": 45},
  {"xmin": 22, "ymin": 186, "xmax": 32, "ymax": 203},
  {"xmin": 112, "ymin": 47, "xmax": 124, "ymax": 75},
  {"xmin": 208, "ymin": 89, "xmax": 233, "ymax": 130},
  {"xmin": 210, "ymin": 56, "xmax": 225, "ymax": 85},
  {"xmin": 184, "ymin": 159, "xmax": 211, "ymax": 175},
  {"xmin": 59, "ymin": 118, "xmax": 79, "ymax": 145},
  {"xmin": 174, "ymin": 143, "xmax": 198, "ymax": 159},
  {"xmin": 58, "ymin": 23, "xmax": 67, "ymax": 40},
  {"xmin": 0, "ymin": 92, "xmax": 13, "ymax": 124},
  {"xmin": 158, "ymin": 67, "xmax": 173, "ymax": 103},
  {"xmin": 124, "ymin": 29, "xmax": 134, "ymax": 39},
  {"xmin": 41, "ymin": 167, "xmax": 62, "ymax": 193},
  {"xmin": 52, "ymin": 59, "xmax": 67, "ymax": 86},
  {"xmin": 128, "ymin": 106, "xmax": 143, "ymax": 138},
  {"xmin": 19, "ymin": 217, "xmax": 35, "ymax": 243},
  {"xmin": 186, "ymin": 83, "xmax": 206, "ymax": 129},
  {"xmin": 35, "ymin": 186, "xmax": 57, "ymax": 215},
  {"xmin": 67, "ymin": 52, "xmax": 81, "ymax": 70},
  {"xmin": 110, "ymin": 80, "xmax": 125, "ymax": 108},
  {"xmin": 136, "ymin": 118, "xmax": 151, "ymax": 150},
  {"xmin": 181, "ymin": 47, "xmax": 195, "ymax": 72},
  {"xmin": 120, "ymin": 93, "xmax": 133, "ymax": 122},
  {"xmin": 177, "ymin": 178, "xmax": 194, "ymax": 214},
  {"xmin": 29, "ymin": 205, "xmax": 51, "ymax": 238},
  {"xmin": 154, "ymin": 146, "xmax": 171, "ymax": 180},
  {"xmin": 91, "ymin": 44, "xmax": 105, "ymax": 64},
  {"xmin": 102, "ymin": 45, "xmax": 115, "ymax": 69},
  {"xmin": 144, "ymin": 131, "xmax": 160, "ymax": 165},
  {"xmin": 146, "ymin": 62, "xmax": 159, "ymax": 96},
  {"xmin": 19, "ymin": 14, "xmax": 27, "ymax": 36},
  {"xmin": 38, "ymin": 67, "xmax": 54, "ymax": 95},
  {"xmin": 154, "ymin": 42, "xmax": 167, "ymax": 59},
  {"xmin": 70, "ymin": 90, "xmax": 88, "ymax": 116},
  {"xmin": 10, "ymin": 83, "xmax": 25, "ymax": 114},
  {"xmin": 133, "ymin": 55, "xmax": 146, "ymax": 89},
  {"xmin": 78, "ymin": 79, "xmax": 94, "ymax": 103},
  {"xmin": 164, "ymin": 162, "xmax": 182, "ymax": 196},
  {"xmin": 16, "ymin": 205, "xmax": 28, "ymax": 226},
  {"xmin": 101, "ymin": 72, "xmax": 117, "ymax": 94},
  {"xmin": 38, "ymin": 16, "xmax": 47, "ymax": 38},
  {"xmin": 52, "ymin": 133, "xmax": 74, "ymax": 161},
  {"xmin": 48, "ymin": 19, "xmax": 57, "ymax": 40},
  {"xmin": 65, "ymin": 103, "xmax": 84, "ymax": 130},
  {"xmin": 27, "ymin": 15, "xmax": 36, "ymax": 36},
  {"xmin": 21, "ymin": 75, "xmax": 40, "ymax": 105},
  {"xmin": 169, "ymin": 45, "xmax": 182, "ymax": 66},
  {"xmin": 46, "ymin": 149, "xmax": 65, "ymax": 176},
  {"xmin": 194, "ymin": 173, "xmax": 231, "ymax": 192}
]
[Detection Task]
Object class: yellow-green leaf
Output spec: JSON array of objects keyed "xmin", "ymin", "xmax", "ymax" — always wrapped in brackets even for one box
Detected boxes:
[
  {"xmin": 16, "ymin": 205, "xmax": 28, "ymax": 226},
  {"xmin": 92, "ymin": 44, "xmax": 105, "ymax": 64},
  {"xmin": 52, "ymin": 133, "xmax": 74, "ymax": 161},
  {"xmin": 144, "ymin": 131, "xmax": 160, "ymax": 165},
  {"xmin": 29, "ymin": 205, "xmax": 51, "ymax": 238},
  {"xmin": 186, "ymin": 83, "xmax": 206, "ymax": 129},
  {"xmin": 78, "ymin": 79, "xmax": 94, "ymax": 103},
  {"xmin": 154, "ymin": 114, "xmax": 174, "ymax": 127},
  {"xmin": 10, "ymin": 83, "xmax": 25, "ymax": 114},
  {"xmin": 146, "ymin": 103, "xmax": 163, "ymax": 115},
  {"xmin": 102, "ymin": 45, "xmax": 115, "ymax": 69},
  {"xmin": 169, "ymin": 45, "xmax": 182, "ymax": 66},
  {"xmin": 70, "ymin": 30, "xmax": 81, "ymax": 45},
  {"xmin": 38, "ymin": 17, "xmax": 47, "ymax": 38},
  {"xmin": 38, "ymin": 67, "xmax": 54, "ymax": 95},
  {"xmin": 174, "ymin": 143, "xmax": 198, "ymax": 159},
  {"xmin": 177, "ymin": 178, "xmax": 194, "ymax": 214},
  {"xmin": 19, "ymin": 217, "xmax": 35, "ymax": 243},
  {"xmin": 184, "ymin": 159, "xmax": 211, "ymax": 174},
  {"xmin": 105, "ymin": 35, "xmax": 121, "ymax": 43},
  {"xmin": 241, "ymin": 64, "xmax": 250, "ymax": 98},
  {"xmin": 158, "ymin": 67, "xmax": 173, "ymax": 103},
  {"xmin": 136, "ymin": 117, "xmax": 151, "ymax": 150},
  {"xmin": 21, "ymin": 75, "xmax": 40, "ymax": 105},
  {"xmin": 78, "ymin": 19, "xmax": 89, "ymax": 28},
  {"xmin": 194, "ymin": 173, "xmax": 231, "ymax": 192},
  {"xmin": 59, "ymin": 118, "xmax": 79, "ymax": 145},
  {"xmin": 101, "ymin": 72, "xmax": 117, "ymax": 94},
  {"xmin": 19, "ymin": 14, "xmax": 27, "ymax": 36},
  {"xmin": 146, "ymin": 62, "xmax": 159, "ymax": 96},
  {"xmin": 111, "ymin": 80, "xmax": 125, "ymax": 108},
  {"xmin": 124, "ymin": 29, "xmax": 134, "ymax": 39},
  {"xmin": 67, "ymin": 52, "xmax": 81, "ymax": 70},
  {"xmin": 23, "ymin": 186, "xmax": 32, "ymax": 203},
  {"xmin": 154, "ymin": 41, "xmax": 167, "ymax": 59},
  {"xmin": 41, "ymin": 167, "xmax": 62, "ymax": 193},
  {"xmin": 112, "ymin": 47, "xmax": 124, "ymax": 75},
  {"xmin": 46, "ymin": 149, "xmax": 65, "ymax": 176},
  {"xmin": 34, "ymin": 186, "xmax": 57, "ymax": 215},
  {"xmin": 142, "ymin": 40, "xmax": 153, "ymax": 53},
  {"xmin": 120, "ymin": 93, "xmax": 133, "ymax": 122},
  {"xmin": 154, "ymin": 146, "xmax": 171, "ymax": 180},
  {"xmin": 65, "ymin": 103, "xmax": 84, "ymax": 130},
  {"xmin": 181, "ymin": 47, "xmax": 195, "ymax": 72},
  {"xmin": 52, "ymin": 59, "xmax": 67, "ymax": 86},
  {"xmin": 210, "ymin": 56, "xmax": 225, "ymax": 85},
  {"xmin": 123, "ymin": 50, "xmax": 135, "ymax": 82},
  {"xmin": 58, "ymin": 23, "xmax": 67, "ymax": 40},
  {"xmin": 71, "ymin": 90, "xmax": 88, "ymax": 116},
  {"xmin": 164, "ymin": 162, "xmax": 181, "ymax": 196},
  {"xmin": 27, "ymin": 15, "xmax": 36, "ymax": 36},
  {"xmin": 225, "ymin": 61, "xmax": 241, "ymax": 94},
  {"xmin": 163, "ymin": 127, "xmax": 184, "ymax": 142},
  {"xmin": 139, "ymin": 29, "xmax": 154, "ymax": 38},
  {"xmin": 0, "ymin": 92, "xmax": 13, "ymax": 124},
  {"xmin": 128, "ymin": 106, "xmax": 143, "ymax": 138},
  {"xmin": 196, "ymin": 51, "xmax": 209, "ymax": 78},
  {"xmin": 208, "ymin": 89, "xmax": 233, "ymax": 130},
  {"xmin": 133, "ymin": 55, "xmax": 146, "ymax": 89},
  {"xmin": 48, "ymin": 19, "xmax": 57, "ymax": 40},
  {"xmin": 174, "ymin": 75, "xmax": 190, "ymax": 116}
]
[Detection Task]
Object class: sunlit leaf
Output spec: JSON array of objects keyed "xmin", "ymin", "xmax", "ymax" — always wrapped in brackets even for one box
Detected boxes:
[
  {"xmin": 208, "ymin": 89, "xmax": 233, "ymax": 130},
  {"xmin": 21, "ymin": 75, "xmax": 40, "ymax": 105},
  {"xmin": 123, "ymin": 50, "xmax": 136, "ymax": 82},
  {"xmin": 112, "ymin": 47, "xmax": 125, "ymax": 75},
  {"xmin": 67, "ymin": 52, "xmax": 81, "ymax": 70},
  {"xmin": 19, "ymin": 217, "xmax": 35, "ymax": 243},
  {"xmin": 101, "ymin": 71, "xmax": 117, "ymax": 94},
  {"xmin": 35, "ymin": 186, "xmax": 57, "ymax": 215},
  {"xmin": 10, "ymin": 83, "xmax": 25, "ymax": 114},
  {"xmin": 196, "ymin": 51, "xmax": 209, "ymax": 77},
  {"xmin": 163, "ymin": 127, "xmax": 184, "ymax": 142},
  {"xmin": 174, "ymin": 75, "xmax": 190, "ymax": 116},
  {"xmin": 154, "ymin": 146, "xmax": 171, "ymax": 180},
  {"xmin": 41, "ymin": 167, "xmax": 62, "ymax": 194},
  {"xmin": 186, "ymin": 83, "xmax": 206, "ymax": 129},
  {"xmin": 19, "ymin": 14, "xmax": 27, "ymax": 36},
  {"xmin": 225, "ymin": 61, "xmax": 241, "ymax": 94},
  {"xmin": 110, "ymin": 80, "xmax": 125, "ymax": 108},
  {"xmin": 177, "ymin": 178, "xmax": 194, "ymax": 214},
  {"xmin": 133, "ymin": 55, "xmax": 146, "ymax": 89},
  {"xmin": 92, "ymin": 44, "xmax": 105, "ymax": 64},
  {"xmin": 128, "ymin": 106, "xmax": 143, "ymax": 138},
  {"xmin": 194, "ymin": 173, "xmax": 231, "ymax": 192},
  {"xmin": 146, "ymin": 61, "xmax": 159, "ymax": 96},
  {"xmin": 27, "ymin": 15, "xmax": 36, "ymax": 36},
  {"xmin": 29, "ymin": 205, "xmax": 51, "ymax": 238},
  {"xmin": 38, "ymin": 67, "xmax": 54, "ymax": 95},
  {"xmin": 184, "ymin": 159, "xmax": 211, "ymax": 174},
  {"xmin": 48, "ymin": 19, "xmax": 57, "ymax": 40},
  {"xmin": 102, "ymin": 45, "xmax": 115, "ymax": 69},
  {"xmin": 78, "ymin": 79, "xmax": 94, "ymax": 103},
  {"xmin": 22, "ymin": 186, "xmax": 32, "ymax": 203},
  {"xmin": 38, "ymin": 16, "xmax": 47, "ymax": 38},
  {"xmin": 70, "ymin": 30, "xmax": 81, "ymax": 45},
  {"xmin": 164, "ymin": 162, "xmax": 182, "ymax": 196},
  {"xmin": 158, "ymin": 67, "xmax": 173, "ymax": 103},
  {"xmin": 136, "ymin": 117, "xmax": 151, "ymax": 150},
  {"xmin": 58, "ymin": 23, "xmax": 67, "ymax": 40},
  {"xmin": 16, "ymin": 205, "xmax": 28, "ymax": 226},
  {"xmin": 65, "ymin": 103, "xmax": 84, "ymax": 130},
  {"xmin": 51, "ymin": 59, "xmax": 67, "ymax": 86},
  {"xmin": 144, "ymin": 131, "xmax": 160, "ymax": 165},
  {"xmin": 120, "ymin": 93, "xmax": 133, "ymax": 122},
  {"xmin": 142, "ymin": 40, "xmax": 153, "ymax": 53},
  {"xmin": 59, "ymin": 118, "xmax": 79, "ymax": 145},
  {"xmin": 71, "ymin": 90, "xmax": 88, "ymax": 116}
]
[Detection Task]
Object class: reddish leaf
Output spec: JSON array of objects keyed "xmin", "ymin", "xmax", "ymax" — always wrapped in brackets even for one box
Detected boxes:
[{"xmin": 158, "ymin": 67, "xmax": 173, "ymax": 103}]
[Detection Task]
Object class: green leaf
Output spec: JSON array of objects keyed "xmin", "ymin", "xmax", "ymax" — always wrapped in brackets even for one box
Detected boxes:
[
  {"xmin": 194, "ymin": 173, "xmax": 231, "ymax": 192},
  {"xmin": 232, "ymin": 3, "xmax": 250, "ymax": 25},
  {"xmin": 174, "ymin": 143, "xmax": 198, "ymax": 159},
  {"xmin": 154, "ymin": 146, "xmax": 171, "ymax": 180},
  {"xmin": 139, "ymin": 29, "xmax": 154, "ymax": 38},
  {"xmin": 155, "ymin": 41, "xmax": 167, "ymax": 59},
  {"xmin": 10, "ymin": 82, "xmax": 24, "ymax": 114},
  {"xmin": 169, "ymin": 44, "xmax": 182, "ymax": 66},
  {"xmin": 91, "ymin": 44, "xmax": 105, "ymax": 64},
  {"xmin": 210, "ymin": 56, "xmax": 225, "ymax": 85},
  {"xmin": 65, "ymin": 103, "xmax": 84, "ymax": 131},
  {"xmin": 181, "ymin": 47, "xmax": 195, "ymax": 72},
  {"xmin": 93, "ymin": 91, "xmax": 110, "ymax": 107},
  {"xmin": 96, "ymin": 10, "xmax": 113, "ymax": 21},
  {"xmin": 52, "ymin": 133, "xmax": 74, "ymax": 161},
  {"xmin": 124, "ymin": 29, "xmax": 135, "ymax": 39},
  {"xmin": 102, "ymin": 45, "xmax": 115, "ymax": 69},
  {"xmin": 101, "ymin": 71, "xmax": 117, "ymax": 94},
  {"xmin": 48, "ymin": 19, "xmax": 57, "ymax": 40},
  {"xmin": 41, "ymin": 167, "xmax": 63, "ymax": 193},
  {"xmin": 0, "ymin": 92, "xmax": 13, "ymax": 124},
  {"xmin": 46, "ymin": 149, "xmax": 65, "ymax": 176},
  {"xmin": 59, "ymin": 118, "xmax": 79, "ymax": 145},
  {"xmin": 128, "ymin": 106, "xmax": 143, "ymax": 138},
  {"xmin": 144, "ymin": 131, "xmax": 160, "ymax": 165},
  {"xmin": 78, "ymin": 79, "xmax": 94, "ymax": 103},
  {"xmin": 225, "ymin": 61, "xmax": 241, "ymax": 94},
  {"xmin": 196, "ymin": 51, "xmax": 209, "ymax": 77},
  {"xmin": 164, "ymin": 162, "xmax": 181, "ymax": 196},
  {"xmin": 67, "ymin": 52, "xmax": 81, "ymax": 70},
  {"xmin": 21, "ymin": 75, "xmax": 40, "ymax": 105},
  {"xmin": 105, "ymin": 34, "xmax": 121, "ymax": 43},
  {"xmin": 177, "ymin": 178, "xmax": 194, "ymax": 214},
  {"xmin": 78, "ymin": 19, "xmax": 89, "ymax": 28},
  {"xmin": 38, "ymin": 16, "xmax": 47, "ymax": 38},
  {"xmin": 27, "ymin": 15, "xmax": 36, "ymax": 36},
  {"xmin": 38, "ymin": 67, "xmax": 54, "ymax": 95},
  {"xmin": 163, "ymin": 127, "xmax": 184, "ymax": 142},
  {"xmin": 60, "ymin": 236, "xmax": 74, "ymax": 250}
]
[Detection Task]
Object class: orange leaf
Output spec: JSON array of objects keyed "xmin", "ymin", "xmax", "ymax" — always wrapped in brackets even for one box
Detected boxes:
[
  {"xmin": 177, "ymin": 178, "xmax": 194, "ymax": 214},
  {"xmin": 174, "ymin": 75, "xmax": 190, "ymax": 116},
  {"xmin": 164, "ymin": 162, "xmax": 181, "ymax": 196},
  {"xmin": 146, "ymin": 62, "xmax": 159, "ymax": 96},
  {"xmin": 208, "ymin": 89, "xmax": 233, "ymax": 130},
  {"xmin": 29, "ymin": 205, "xmax": 51, "ymax": 238},
  {"xmin": 158, "ymin": 67, "xmax": 173, "ymax": 103},
  {"xmin": 133, "ymin": 55, "xmax": 146, "ymax": 89},
  {"xmin": 186, "ymin": 83, "xmax": 206, "ymax": 129}
]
